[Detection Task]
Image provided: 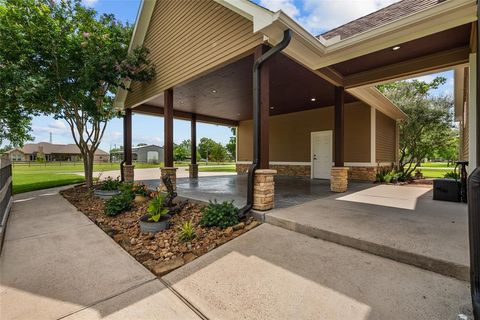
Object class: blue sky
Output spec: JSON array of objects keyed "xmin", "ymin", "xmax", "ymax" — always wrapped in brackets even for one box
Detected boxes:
[{"xmin": 21, "ymin": 0, "xmax": 454, "ymax": 152}]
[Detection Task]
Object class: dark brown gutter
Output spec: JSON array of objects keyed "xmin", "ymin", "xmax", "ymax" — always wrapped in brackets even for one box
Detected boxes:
[{"xmin": 238, "ymin": 29, "xmax": 292, "ymax": 218}]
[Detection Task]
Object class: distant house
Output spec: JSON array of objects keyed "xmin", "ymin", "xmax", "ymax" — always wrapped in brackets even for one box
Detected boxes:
[
  {"xmin": 111, "ymin": 145, "xmax": 164, "ymax": 163},
  {"xmin": 5, "ymin": 142, "xmax": 109, "ymax": 162}
]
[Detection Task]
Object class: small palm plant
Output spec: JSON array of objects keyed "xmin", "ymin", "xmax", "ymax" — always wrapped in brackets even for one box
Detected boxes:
[
  {"xmin": 178, "ymin": 220, "xmax": 196, "ymax": 242},
  {"xmin": 147, "ymin": 194, "xmax": 169, "ymax": 222}
]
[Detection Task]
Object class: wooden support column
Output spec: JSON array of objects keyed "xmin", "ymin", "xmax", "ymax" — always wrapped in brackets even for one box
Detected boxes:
[
  {"xmin": 189, "ymin": 114, "xmax": 198, "ymax": 178},
  {"xmin": 191, "ymin": 114, "xmax": 197, "ymax": 165},
  {"xmin": 122, "ymin": 108, "xmax": 134, "ymax": 182},
  {"xmin": 334, "ymin": 86, "xmax": 345, "ymax": 167},
  {"xmin": 164, "ymin": 88, "xmax": 174, "ymax": 167},
  {"xmin": 254, "ymin": 45, "xmax": 270, "ymax": 169},
  {"xmin": 124, "ymin": 108, "xmax": 132, "ymax": 165}
]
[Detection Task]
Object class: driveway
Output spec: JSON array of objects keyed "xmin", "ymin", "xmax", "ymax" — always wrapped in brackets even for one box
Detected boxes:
[{"xmin": 0, "ymin": 187, "xmax": 200, "ymax": 320}]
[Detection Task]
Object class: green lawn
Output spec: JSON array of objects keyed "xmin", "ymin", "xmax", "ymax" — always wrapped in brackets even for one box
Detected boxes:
[
  {"xmin": 418, "ymin": 168, "xmax": 455, "ymax": 178},
  {"xmin": 12, "ymin": 161, "xmax": 236, "ymax": 194},
  {"xmin": 12, "ymin": 172, "xmax": 85, "ymax": 194},
  {"xmin": 198, "ymin": 165, "xmax": 236, "ymax": 172},
  {"xmin": 419, "ymin": 162, "xmax": 456, "ymax": 168}
]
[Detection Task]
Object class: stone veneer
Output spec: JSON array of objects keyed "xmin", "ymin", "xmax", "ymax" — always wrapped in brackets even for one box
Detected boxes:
[
  {"xmin": 237, "ymin": 164, "xmax": 310, "ymax": 177},
  {"xmin": 348, "ymin": 165, "xmax": 394, "ymax": 181},
  {"xmin": 330, "ymin": 167, "xmax": 349, "ymax": 192},
  {"xmin": 160, "ymin": 167, "xmax": 178, "ymax": 192},
  {"xmin": 123, "ymin": 164, "xmax": 135, "ymax": 183},
  {"xmin": 253, "ymin": 169, "xmax": 276, "ymax": 211},
  {"xmin": 189, "ymin": 164, "xmax": 199, "ymax": 179}
]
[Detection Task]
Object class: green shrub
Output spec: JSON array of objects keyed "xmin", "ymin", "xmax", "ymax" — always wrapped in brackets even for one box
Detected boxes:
[
  {"xmin": 178, "ymin": 220, "xmax": 196, "ymax": 242},
  {"xmin": 104, "ymin": 192, "xmax": 133, "ymax": 216},
  {"xmin": 100, "ymin": 177, "xmax": 122, "ymax": 191},
  {"xmin": 376, "ymin": 169, "xmax": 402, "ymax": 183},
  {"xmin": 147, "ymin": 194, "xmax": 170, "ymax": 222},
  {"xmin": 444, "ymin": 171, "xmax": 460, "ymax": 179},
  {"xmin": 132, "ymin": 183, "xmax": 149, "ymax": 196},
  {"xmin": 200, "ymin": 200, "xmax": 239, "ymax": 228}
]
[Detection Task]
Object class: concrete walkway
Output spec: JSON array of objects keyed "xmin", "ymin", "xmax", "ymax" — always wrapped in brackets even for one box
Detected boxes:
[
  {"xmin": 1, "ymin": 186, "xmax": 472, "ymax": 319},
  {"xmin": 164, "ymin": 224, "xmax": 471, "ymax": 320},
  {"xmin": 0, "ymin": 187, "xmax": 200, "ymax": 320}
]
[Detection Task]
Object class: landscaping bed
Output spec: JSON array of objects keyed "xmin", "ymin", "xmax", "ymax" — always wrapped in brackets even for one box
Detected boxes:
[{"xmin": 61, "ymin": 184, "xmax": 260, "ymax": 276}]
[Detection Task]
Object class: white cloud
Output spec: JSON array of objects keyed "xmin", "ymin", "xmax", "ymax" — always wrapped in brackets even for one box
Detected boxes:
[
  {"xmin": 258, "ymin": 0, "xmax": 399, "ymax": 35},
  {"xmin": 259, "ymin": 0, "xmax": 300, "ymax": 18},
  {"xmin": 82, "ymin": 0, "xmax": 99, "ymax": 7},
  {"xmin": 32, "ymin": 119, "xmax": 70, "ymax": 136}
]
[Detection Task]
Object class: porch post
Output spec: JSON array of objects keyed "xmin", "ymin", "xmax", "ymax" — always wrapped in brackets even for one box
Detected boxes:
[
  {"xmin": 161, "ymin": 88, "xmax": 178, "ymax": 191},
  {"xmin": 252, "ymin": 45, "xmax": 276, "ymax": 211},
  {"xmin": 331, "ymin": 86, "xmax": 348, "ymax": 192},
  {"xmin": 189, "ymin": 113, "xmax": 198, "ymax": 178},
  {"xmin": 122, "ymin": 108, "xmax": 134, "ymax": 182},
  {"xmin": 259, "ymin": 51, "xmax": 270, "ymax": 169}
]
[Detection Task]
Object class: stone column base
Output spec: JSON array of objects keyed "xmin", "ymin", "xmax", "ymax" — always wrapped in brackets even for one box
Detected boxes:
[
  {"xmin": 189, "ymin": 164, "xmax": 199, "ymax": 179},
  {"xmin": 253, "ymin": 169, "xmax": 276, "ymax": 211},
  {"xmin": 331, "ymin": 167, "xmax": 349, "ymax": 192},
  {"xmin": 160, "ymin": 167, "xmax": 178, "ymax": 192},
  {"xmin": 123, "ymin": 164, "xmax": 135, "ymax": 183}
]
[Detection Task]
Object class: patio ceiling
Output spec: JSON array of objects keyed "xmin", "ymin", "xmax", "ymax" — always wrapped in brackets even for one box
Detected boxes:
[
  {"xmin": 133, "ymin": 51, "xmax": 357, "ymax": 123},
  {"xmin": 327, "ymin": 23, "xmax": 472, "ymax": 88}
]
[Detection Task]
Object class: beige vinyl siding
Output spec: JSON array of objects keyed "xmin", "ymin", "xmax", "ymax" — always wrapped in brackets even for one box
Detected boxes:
[
  {"xmin": 460, "ymin": 67, "xmax": 469, "ymax": 160},
  {"xmin": 237, "ymin": 102, "xmax": 371, "ymax": 163},
  {"xmin": 125, "ymin": 0, "xmax": 263, "ymax": 107},
  {"xmin": 376, "ymin": 110, "xmax": 396, "ymax": 162}
]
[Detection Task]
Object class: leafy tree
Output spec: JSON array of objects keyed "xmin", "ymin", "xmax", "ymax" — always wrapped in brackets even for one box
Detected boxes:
[
  {"xmin": 226, "ymin": 127, "xmax": 236, "ymax": 159},
  {"xmin": 137, "ymin": 143, "xmax": 147, "ymax": 147},
  {"xmin": 0, "ymin": 0, "xmax": 155, "ymax": 187},
  {"xmin": 433, "ymin": 129, "xmax": 459, "ymax": 166},
  {"xmin": 198, "ymin": 137, "xmax": 216, "ymax": 161},
  {"xmin": 209, "ymin": 142, "xmax": 228, "ymax": 162},
  {"xmin": 198, "ymin": 137, "xmax": 227, "ymax": 162},
  {"xmin": 173, "ymin": 139, "xmax": 191, "ymax": 161},
  {"xmin": 378, "ymin": 77, "xmax": 454, "ymax": 177}
]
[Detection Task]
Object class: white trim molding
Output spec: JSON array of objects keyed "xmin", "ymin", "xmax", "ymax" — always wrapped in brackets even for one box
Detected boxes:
[{"xmin": 468, "ymin": 53, "xmax": 477, "ymax": 173}]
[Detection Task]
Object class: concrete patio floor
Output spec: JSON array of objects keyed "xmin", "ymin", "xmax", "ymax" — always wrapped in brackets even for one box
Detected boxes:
[
  {"xmin": 266, "ymin": 183, "xmax": 469, "ymax": 281},
  {"xmin": 144, "ymin": 174, "xmax": 371, "ymax": 209}
]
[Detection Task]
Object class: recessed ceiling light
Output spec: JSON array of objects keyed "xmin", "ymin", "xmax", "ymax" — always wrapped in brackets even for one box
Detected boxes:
[
  {"xmin": 310, "ymin": 98, "xmax": 316, "ymax": 102},
  {"xmin": 392, "ymin": 46, "xmax": 400, "ymax": 51},
  {"xmin": 211, "ymin": 89, "xmax": 217, "ymax": 93}
]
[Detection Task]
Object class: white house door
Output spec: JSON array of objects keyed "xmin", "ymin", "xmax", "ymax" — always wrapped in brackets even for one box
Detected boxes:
[{"xmin": 311, "ymin": 131, "xmax": 332, "ymax": 179}]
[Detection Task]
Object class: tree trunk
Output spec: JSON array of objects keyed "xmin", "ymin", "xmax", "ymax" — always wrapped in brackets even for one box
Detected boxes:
[{"xmin": 83, "ymin": 150, "xmax": 95, "ymax": 188}]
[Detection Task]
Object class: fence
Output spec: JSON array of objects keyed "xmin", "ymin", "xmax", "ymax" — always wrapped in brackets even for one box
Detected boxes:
[
  {"xmin": 0, "ymin": 156, "xmax": 13, "ymax": 255},
  {"xmin": 11, "ymin": 160, "xmax": 108, "ymax": 167}
]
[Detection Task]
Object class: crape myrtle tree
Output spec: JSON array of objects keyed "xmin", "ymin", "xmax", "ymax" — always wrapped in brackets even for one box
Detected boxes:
[
  {"xmin": 0, "ymin": 0, "xmax": 155, "ymax": 187},
  {"xmin": 378, "ymin": 77, "xmax": 455, "ymax": 178}
]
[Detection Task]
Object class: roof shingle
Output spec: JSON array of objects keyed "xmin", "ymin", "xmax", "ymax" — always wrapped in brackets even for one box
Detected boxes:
[{"xmin": 320, "ymin": 0, "xmax": 444, "ymax": 41}]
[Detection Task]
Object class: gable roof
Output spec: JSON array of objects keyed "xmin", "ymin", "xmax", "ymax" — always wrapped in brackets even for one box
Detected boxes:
[
  {"xmin": 7, "ymin": 142, "xmax": 108, "ymax": 155},
  {"xmin": 320, "ymin": 0, "xmax": 443, "ymax": 41}
]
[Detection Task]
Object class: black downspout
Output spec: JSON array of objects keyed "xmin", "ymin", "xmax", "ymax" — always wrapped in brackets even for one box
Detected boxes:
[
  {"xmin": 238, "ymin": 29, "xmax": 292, "ymax": 218},
  {"xmin": 471, "ymin": 2, "xmax": 480, "ymax": 318}
]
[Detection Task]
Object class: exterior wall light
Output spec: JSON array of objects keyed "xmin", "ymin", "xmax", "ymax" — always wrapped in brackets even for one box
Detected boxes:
[{"xmin": 310, "ymin": 98, "xmax": 316, "ymax": 102}]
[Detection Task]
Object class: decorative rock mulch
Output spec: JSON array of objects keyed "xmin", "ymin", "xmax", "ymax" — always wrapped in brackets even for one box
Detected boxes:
[{"xmin": 61, "ymin": 185, "xmax": 260, "ymax": 276}]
